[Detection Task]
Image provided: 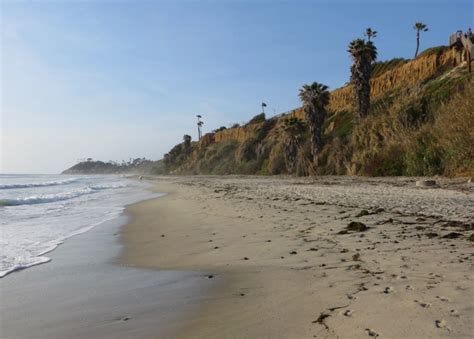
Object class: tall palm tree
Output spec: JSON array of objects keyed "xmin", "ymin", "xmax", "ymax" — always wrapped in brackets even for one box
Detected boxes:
[
  {"xmin": 281, "ymin": 117, "xmax": 306, "ymax": 173},
  {"xmin": 413, "ymin": 22, "xmax": 428, "ymax": 58},
  {"xmin": 298, "ymin": 82, "xmax": 330, "ymax": 163},
  {"xmin": 348, "ymin": 38, "xmax": 377, "ymax": 120},
  {"xmin": 363, "ymin": 27, "xmax": 377, "ymax": 41}
]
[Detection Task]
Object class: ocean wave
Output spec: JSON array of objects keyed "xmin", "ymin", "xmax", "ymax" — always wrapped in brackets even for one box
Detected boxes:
[
  {"xmin": 0, "ymin": 256, "xmax": 52, "ymax": 278},
  {"xmin": 0, "ymin": 178, "xmax": 79, "ymax": 190},
  {"xmin": 0, "ymin": 184, "xmax": 127, "ymax": 206},
  {"xmin": 89, "ymin": 183, "xmax": 127, "ymax": 190}
]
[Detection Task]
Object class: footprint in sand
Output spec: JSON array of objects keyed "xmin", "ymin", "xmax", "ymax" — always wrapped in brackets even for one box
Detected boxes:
[
  {"xmin": 449, "ymin": 309, "xmax": 460, "ymax": 317},
  {"xmin": 343, "ymin": 309, "xmax": 353, "ymax": 317},
  {"xmin": 414, "ymin": 300, "xmax": 431, "ymax": 308},
  {"xmin": 436, "ymin": 296, "xmax": 449, "ymax": 302},
  {"xmin": 435, "ymin": 319, "xmax": 450, "ymax": 331},
  {"xmin": 365, "ymin": 328, "xmax": 379, "ymax": 337}
]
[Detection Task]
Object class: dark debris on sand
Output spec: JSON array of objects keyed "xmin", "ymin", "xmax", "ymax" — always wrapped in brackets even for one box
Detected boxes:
[{"xmin": 338, "ymin": 221, "xmax": 370, "ymax": 234}]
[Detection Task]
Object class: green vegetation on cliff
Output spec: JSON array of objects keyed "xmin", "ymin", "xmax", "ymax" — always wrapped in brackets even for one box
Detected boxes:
[{"xmin": 162, "ymin": 45, "xmax": 473, "ymax": 177}]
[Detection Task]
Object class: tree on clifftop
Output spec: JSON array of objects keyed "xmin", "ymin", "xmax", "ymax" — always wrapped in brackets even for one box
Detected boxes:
[
  {"xmin": 364, "ymin": 27, "xmax": 378, "ymax": 42},
  {"xmin": 298, "ymin": 82, "xmax": 330, "ymax": 163},
  {"xmin": 413, "ymin": 22, "xmax": 428, "ymax": 58},
  {"xmin": 348, "ymin": 38, "xmax": 377, "ymax": 120},
  {"xmin": 182, "ymin": 134, "xmax": 192, "ymax": 155}
]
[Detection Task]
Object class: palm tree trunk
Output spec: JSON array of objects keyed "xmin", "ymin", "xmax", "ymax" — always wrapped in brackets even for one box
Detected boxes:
[
  {"xmin": 284, "ymin": 139, "xmax": 299, "ymax": 174},
  {"xmin": 352, "ymin": 62, "xmax": 371, "ymax": 120},
  {"xmin": 307, "ymin": 111, "xmax": 324, "ymax": 163},
  {"xmin": 415, "ymin": 31, "xmax": 420, "ymax": 58},
  {"xmin": 311, "ymin": 126, "xmax": 322, "ymax": 164},
  {"xmin": 361, "ymin": 62, "xmax": 371, "ymax": 118}
]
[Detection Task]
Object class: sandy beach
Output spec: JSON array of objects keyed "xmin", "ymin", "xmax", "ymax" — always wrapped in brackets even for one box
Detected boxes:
[
  {"xmin": 0, "ymin": 214, "xmax": 217, "ymax": 339},
  {"xmin": 120, "ymin": 175, "xmax": 474, "ymax": 338}
]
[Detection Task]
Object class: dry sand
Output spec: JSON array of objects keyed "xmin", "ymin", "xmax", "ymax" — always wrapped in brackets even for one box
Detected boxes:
[{"xmin": 120, "ymin": 176, "xmax": 474, "ymax": 338}]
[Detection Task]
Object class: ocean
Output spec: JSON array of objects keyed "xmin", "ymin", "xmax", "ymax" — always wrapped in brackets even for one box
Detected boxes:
[{"xmin": 0, "ymin": 174, "xmax": 156, "ymax": 278}]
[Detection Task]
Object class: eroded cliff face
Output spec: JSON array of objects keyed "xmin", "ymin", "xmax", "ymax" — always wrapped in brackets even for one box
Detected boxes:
[
  {"xmin": 214, "ymin": 124, "xmax": 257, "ymax": 144},
  {"xmin": 171, "ymin": 45, "xmax": 472, "ymax": 177},
  {"xmin": 200, "ymin": 47, "xmax": 456, "ymax": 148},
  {"xmin": 198, "ymin": 133, "xmax": 215, "ymax": 148},
  {"xmin": 329, "ymin": 47, "xmax": 456, "ymax": 112}
]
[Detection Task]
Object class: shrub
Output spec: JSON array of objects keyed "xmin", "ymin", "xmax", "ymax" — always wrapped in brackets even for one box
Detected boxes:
[
  {"xmin": 248, "ymin": 113, "xmax": 266, "ymax": 124},
  {"xmin": 267, "ymin": 142, "xmax": 286, "ymax": 175},
  {"xmin": 331, "ymin": 111, "xmax": 354, "ymax": 140},
  {"xmin": 432, "ymin": 82, "xmax": 474, "ymax": 176},
  {"xmin": 198, "ymin": 140, "xmax": 238, "ymax": 174},
  {"xmin": 424, "ymin": 73, "xmax": 470, "ymax": 110},
  {"xmin": 367, "ymin": 143, "xmax": 406, "ymax": 176},
  {"xmin": 404, "ymin": 128, "xmax": 444, "ymax": 176},
  {"xmin": 213, "ymin": 126, "xmax": 227, "ymax": 133},
  {"xmin": 255, "ymin": 118, "xmax": 277, "ymax": 142},
  {"xmin": 317, "ymin": 137, "xmax": 350, "ymax": 175},
  {"xmin": 234, "ymin": 160, "xmax": 261, "ymax": 174},
  {"xmin": 236, "ymin": 137, "xmax": 258, "ymax": 162}
]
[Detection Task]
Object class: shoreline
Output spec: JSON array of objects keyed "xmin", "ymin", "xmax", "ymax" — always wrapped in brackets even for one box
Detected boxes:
[
  {"xmin": 0, "ymin": 175, "xmax": 158, "ymax": 279},
  {"xmin": 0, "ymin": 189, "xmax": 214, "ymax": 339},
  {"xmin": 119, "ymin": 175, "xmax": 473, "ymax": 338}
]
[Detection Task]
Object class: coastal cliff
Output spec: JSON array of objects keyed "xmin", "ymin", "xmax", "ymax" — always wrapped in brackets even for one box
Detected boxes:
[
  {"xmin": 64, "ymin": 46, "xmax": 472, "ymax": 177},
  {"xmin": 162, "ymin": 46, "xmax": 472, "ymax": 177}
]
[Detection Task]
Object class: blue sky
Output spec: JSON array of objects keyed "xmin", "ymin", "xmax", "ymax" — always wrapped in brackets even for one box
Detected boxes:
[{"xmin": 1, "ymin": 0, "xmax": 472, "ymax": 173}]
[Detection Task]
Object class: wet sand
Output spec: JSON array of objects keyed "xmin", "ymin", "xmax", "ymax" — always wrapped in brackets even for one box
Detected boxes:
[
  {"xmin": 120, "ymin": 175, "xmax": 474, "ymax": 338},
  {"xmin": 0, "ymin": 214, "xmax": 216, "ymax": 339}
]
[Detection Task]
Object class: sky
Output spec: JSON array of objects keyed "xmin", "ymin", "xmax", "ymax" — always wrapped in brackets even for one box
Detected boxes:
[{"xmin": 1, "ymin": 0, "xmax": 472, "ymax": 174}]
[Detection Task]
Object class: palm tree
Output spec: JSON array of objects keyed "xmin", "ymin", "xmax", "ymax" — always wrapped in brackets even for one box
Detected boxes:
[
  {"xmin": 348, "ymin": 38, "xmax": 377, "ymax": 120},
  {"xmin": 413, "ymin": 22, "xmax": 428, "ymax": 58},
  {"xmin": 196, "ymin": 115, "xmax": 204, "ymax": 140},
  {"xmin": 363, "ymin": 27, "xmax": 377, "ymax": 41},
  {"xmin": 298, "ymin": 82, "xmax": 330, "ymax": 163},
  {"xmin": 281, "ymin": 117, "xmax": 306, "ymax": 173}
]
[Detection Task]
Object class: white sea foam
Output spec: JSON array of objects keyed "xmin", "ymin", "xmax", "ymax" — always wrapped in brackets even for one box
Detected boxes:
[
  {"xmin": 0, "ymin": 178, "xmax": 79, "ymax": 189},
  {"xmin": 1, "ymin": 183, "xmax": 128, "ymax": 206},
  {"xmin": 0, "ymin": 175, "xmax": 157, "ymax": 278}
]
